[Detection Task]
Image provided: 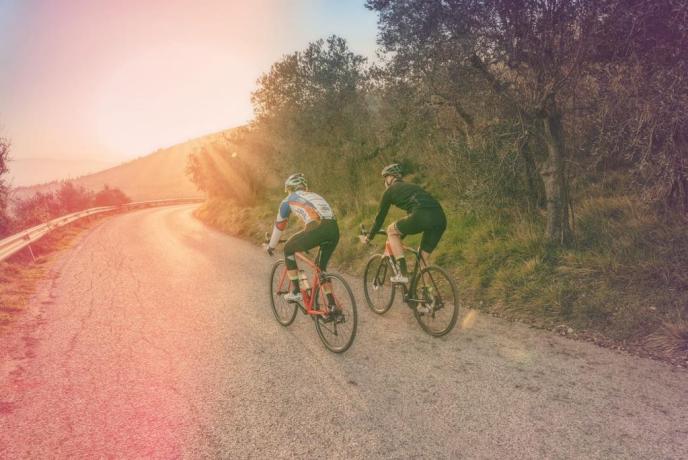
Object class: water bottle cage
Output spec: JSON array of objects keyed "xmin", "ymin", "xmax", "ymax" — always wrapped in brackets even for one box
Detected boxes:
[{"xmin": 298, "ymin": 271, "xmax": 310, "ymax": 290}]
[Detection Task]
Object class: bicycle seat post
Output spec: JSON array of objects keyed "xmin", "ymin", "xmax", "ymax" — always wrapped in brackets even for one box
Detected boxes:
[{"xmin": 314, "ymin": 247, "xmax": 322, "ymax": 272}]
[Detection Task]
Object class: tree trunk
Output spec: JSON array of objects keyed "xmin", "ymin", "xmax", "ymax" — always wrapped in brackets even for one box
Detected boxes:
[
  {"xmin": 519, "ymin": 140, "xmax": 546, "ymax": 209},
  {"xmin": 539, "ymin": 101, "xmax": 572, "ymax": 245}
]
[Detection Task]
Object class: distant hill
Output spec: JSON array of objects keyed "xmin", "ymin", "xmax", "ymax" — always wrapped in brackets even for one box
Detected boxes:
[{"xmin": 10, "ymin": 130, "xmax": 232, "ymax": 202}]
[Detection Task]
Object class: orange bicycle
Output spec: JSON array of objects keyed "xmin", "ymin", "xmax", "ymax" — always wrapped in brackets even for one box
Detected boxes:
[{"xmin": 267, "ymin": 236, "xmax": 357, "ymax": 353}]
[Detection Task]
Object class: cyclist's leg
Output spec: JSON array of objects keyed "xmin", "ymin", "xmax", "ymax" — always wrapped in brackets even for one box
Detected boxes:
[
  {"xmin": 316, "ymin": 221, "xmax": 340, "ymax": 272},
  {"xmin": 419, "ymin": 208, "xmax": 447, "ymax": 264},
  {"xmin": 392, "ymin": 213, "xmax": 424, "ymax": 276},
  {"xmin": 316, "ymin": 221, "xmax": 340, "ymax": 307},
  {"xmin": 284, "ymin": 230, "xmax": 311, "ymax": 294},
  {"xmin": 386, "ymin": 222, "xmax": 405, "ymax": 259},
  {"xmin": 285, "ymin": 222, "xmax": 331, "ymax": 294}
]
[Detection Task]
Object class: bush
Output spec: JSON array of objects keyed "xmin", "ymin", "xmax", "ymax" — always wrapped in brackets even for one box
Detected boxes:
[
  {"xmin": 12, "ymin": 191, "xmax": 62, "ymax": 229},
  {"xmin": 11, "ymin": 183, "xmax": 131, "ymax": 232},
  {"xmin": 93, "ymin": 185, "xmax": 131, "ymax": 207}
]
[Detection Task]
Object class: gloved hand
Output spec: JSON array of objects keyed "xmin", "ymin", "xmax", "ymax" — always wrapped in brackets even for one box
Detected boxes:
[{"xmin": 358, "ymin": 235, "xmax": 370, "ymax": 245}]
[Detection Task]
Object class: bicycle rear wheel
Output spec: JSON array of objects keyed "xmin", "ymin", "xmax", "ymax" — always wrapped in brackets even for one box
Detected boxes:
[
  {"xmin": 363, "ymin": 254, "xmax": 395, "ymax": 314},
  {"xmin": 314, "ymin": 273, "xmax": 357, "ymax": 353},
  {"xmin": 411, "ymin": 265, "xmax": 459, "ymax": 337},
  {"xmin": 270, "ymin": 260, "xmax": 298, "ymax": 326}
]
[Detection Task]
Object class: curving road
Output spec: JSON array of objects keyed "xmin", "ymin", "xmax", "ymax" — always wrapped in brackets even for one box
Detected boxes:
[{"xmin": 1, "ymin": 205, "xmax": 687, "ymax": 459}]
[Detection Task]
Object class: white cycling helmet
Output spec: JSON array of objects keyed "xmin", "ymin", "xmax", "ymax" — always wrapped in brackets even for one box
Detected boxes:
[
  {"xmin": 284, "ymin": 173, "xmax": 307, "ymax": 192},
  {"xmin": 381, "ymin": 163, "xmax": 403, "ymax": 178}
]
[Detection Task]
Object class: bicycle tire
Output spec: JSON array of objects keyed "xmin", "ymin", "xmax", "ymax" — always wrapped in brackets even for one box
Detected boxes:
[
  {"xmin": 411, "ymin": 265, "xmax": 459, "ymax": 337},
  {"xmin": 363, "ymin": 254, "xmax": 395, "ymax": 314},
  {"xmin": 314, "ymin": 273, "xmax": 358, "ymax": 353},
  {"xmin": 269, "ymin": 259, "xmax": 298, "ymax": 326}
]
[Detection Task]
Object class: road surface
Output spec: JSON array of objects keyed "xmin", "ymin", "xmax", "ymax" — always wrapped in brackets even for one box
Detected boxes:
[{"xmin": 1, "ymin": 205, "xmax": 686, "ymax": 458}]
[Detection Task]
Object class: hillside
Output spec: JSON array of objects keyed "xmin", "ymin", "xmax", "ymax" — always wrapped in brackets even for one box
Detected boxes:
[{"xmin": 11, "ymin": 130, "xmax": 232, "ymax": 202}]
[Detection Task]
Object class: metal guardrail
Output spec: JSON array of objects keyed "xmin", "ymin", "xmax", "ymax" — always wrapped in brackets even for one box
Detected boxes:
[{"xmin": 0, "ymin": 198, "xmax": 203, "ymax": 262}]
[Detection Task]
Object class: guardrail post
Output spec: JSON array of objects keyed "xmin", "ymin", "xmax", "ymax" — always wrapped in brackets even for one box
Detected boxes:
[{"xmin": 27, "ymin": 243, "xmax": 37, "ymax": 262}]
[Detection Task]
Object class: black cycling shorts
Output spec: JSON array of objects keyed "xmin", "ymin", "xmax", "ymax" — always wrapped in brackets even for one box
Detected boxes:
[
  {"xmin": 284, "ymin": 219, "xmax": 340, "ymax": 271},
  {"xmin": 394, "ymin": 207, "xmax": 447, "ymax": 253}
]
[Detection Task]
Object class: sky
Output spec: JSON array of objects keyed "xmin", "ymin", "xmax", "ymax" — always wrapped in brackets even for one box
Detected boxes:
[{"xmin": 0, "ymin": 0, "xmax": 379, "ymax": 185}]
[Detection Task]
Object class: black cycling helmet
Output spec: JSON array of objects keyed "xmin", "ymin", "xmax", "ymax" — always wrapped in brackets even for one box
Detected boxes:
[{"xmin": 381, "ymin": 163, "xmax": 403, "ymax": 178}]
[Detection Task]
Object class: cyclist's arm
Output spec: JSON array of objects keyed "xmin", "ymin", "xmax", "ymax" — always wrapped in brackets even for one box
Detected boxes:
[
  {"xmin": 268, "ymin": 200, "xmax": 290, "ymax": 248},
  {"xmin": 367, "ymin": 189, "xmax": 392, "ymax": 241}
]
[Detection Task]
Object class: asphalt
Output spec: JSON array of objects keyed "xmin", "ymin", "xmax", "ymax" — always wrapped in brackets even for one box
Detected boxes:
[{"xmin": 1, "ymin": 205, "xmax": 686, "ymax": 459}]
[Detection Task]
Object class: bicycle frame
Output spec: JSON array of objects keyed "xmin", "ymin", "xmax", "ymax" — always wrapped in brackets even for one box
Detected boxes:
[
  {"xmin": 375, "ymin": 236, "xmax": 443, "ymax": 307},
  {"xmin": 381, "ymin": 240, "xmax": 426, "ymax": 284},
  {"xmin": 274, "ymin": 251, "xmax": 329, "ymax": 318}
]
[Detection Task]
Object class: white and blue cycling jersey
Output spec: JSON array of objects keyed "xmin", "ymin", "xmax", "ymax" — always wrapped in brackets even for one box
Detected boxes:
[{"xmin": 268, "ymin": 191, "xmax": 335, "ymax": 248}]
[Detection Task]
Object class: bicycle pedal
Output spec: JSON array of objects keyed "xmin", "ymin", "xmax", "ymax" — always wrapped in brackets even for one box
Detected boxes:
[{"xmin": 321, "ymin": 308, "xmax": 343, "ymax": 323}]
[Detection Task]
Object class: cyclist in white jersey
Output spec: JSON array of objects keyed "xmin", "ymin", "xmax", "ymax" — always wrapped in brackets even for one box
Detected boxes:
[{"xmin": 267, "ymin": 173, "xmax": 340, "ymax": 304}]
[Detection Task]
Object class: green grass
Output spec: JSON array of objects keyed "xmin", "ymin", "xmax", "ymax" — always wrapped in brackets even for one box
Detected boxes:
[{"xmin": 197, "ymin": 194, "xmax": 688, "ymax": 364}]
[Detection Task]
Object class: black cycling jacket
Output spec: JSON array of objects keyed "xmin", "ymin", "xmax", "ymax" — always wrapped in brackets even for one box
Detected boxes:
[{"xmin": 367, "ymin": 180, "xmax": 441, "ymax": 240}]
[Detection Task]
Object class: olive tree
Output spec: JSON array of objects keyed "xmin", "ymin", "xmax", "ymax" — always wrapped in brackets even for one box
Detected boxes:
[
  {"xmin": 251, "ymin": 35, "xmax": 375, "ymax": 212},
  {"xmin": 366, "ymin": 0, "xmax": 620, "ymax": 244}
]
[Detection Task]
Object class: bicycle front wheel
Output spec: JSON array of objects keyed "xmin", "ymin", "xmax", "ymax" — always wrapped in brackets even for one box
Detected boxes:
[
  {"xmin": 314, "ymin": 273, "xmax": 357, "ymax": 353},
  {"xmin": 411, "ymin": 265, "xmax": 459, "ymax": 337},
  {"xmin": 270, "ymin": 260, "xmax": 298, "ymax": 326},
  {"xmin": 363, "ymin": 254, "xmax": 395, "ymax": 314}
]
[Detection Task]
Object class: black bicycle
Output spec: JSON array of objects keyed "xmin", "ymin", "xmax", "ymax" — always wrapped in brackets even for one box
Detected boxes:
[{"xmin": 360, "ymin": 225, "xmax": 459, "ymax": 336}]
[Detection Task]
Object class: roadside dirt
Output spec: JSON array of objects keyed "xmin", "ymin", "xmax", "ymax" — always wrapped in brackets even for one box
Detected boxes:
[{"xmin": 0, "ymin": 214, "xmax": 114, "ymax": 333}]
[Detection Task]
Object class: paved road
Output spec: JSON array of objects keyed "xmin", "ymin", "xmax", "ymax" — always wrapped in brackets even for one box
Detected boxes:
[{"xmin": 1, "ymin": 205, "xmax": 686, "ymax": 459}]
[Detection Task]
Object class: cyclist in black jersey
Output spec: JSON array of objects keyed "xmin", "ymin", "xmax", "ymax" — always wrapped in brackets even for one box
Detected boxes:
[{"xmin": 360, "ymin": 163, "xmax": 447, "ymax": 283}]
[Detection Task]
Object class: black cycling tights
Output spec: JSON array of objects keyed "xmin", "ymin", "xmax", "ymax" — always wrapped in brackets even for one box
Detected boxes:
[{"xmin": 284, "ymin": 220, "xmax": 340, "ymax": 272}]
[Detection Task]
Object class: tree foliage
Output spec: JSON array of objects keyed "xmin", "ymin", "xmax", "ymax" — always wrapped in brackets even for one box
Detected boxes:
[
  {"xmin": 187, "ymin": 3, "xmax": 687, "ymax": 244},
  {"xmin": 250, "ymin": 36, "xmax": 375, "ymax": 213},
  {"xmin": 93, "ymin": 185, "xmax": 131, "ymax": 207},
  {"xmin": 12, "ymin": 191, "xmax": 62, "ymax": 230},
  {"xmin": 11, "ymin": 183, "xmax": 131, "ymax": 232},
  {"xmin": 186, "ymin": 127, "xmax": 274, "ymax": 206},
  {"xmin": 587, "ymin": 0, "xmax": 688, "ymax": 211},
  {"xmin": 364, "ymin": 0, "xmax": 687, "ymax": 238},
  {"xmin": 366, "ymin": 0, "xmax": 627, "ymax": 243},
  {"xmin": 0, "ymin": 137, "xmax": 10, "ymax": 237},
  {"xmin": 56, "ymin": 182, "xmax": 93, "ymax": 213}
]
